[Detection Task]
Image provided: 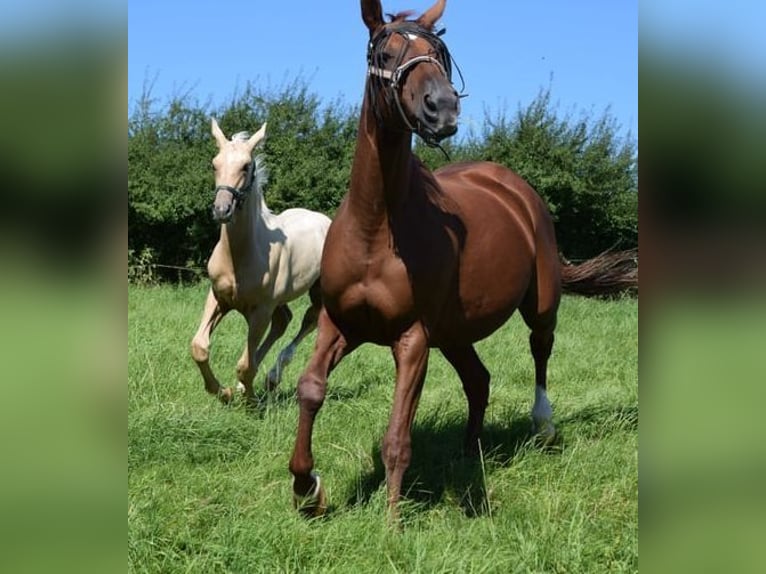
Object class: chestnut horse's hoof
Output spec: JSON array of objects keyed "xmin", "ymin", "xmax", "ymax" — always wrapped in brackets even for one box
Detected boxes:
[
  {"xmin": 532, "ymin": 419, "xmax": 558, "ymax": 448},
  {"xmin": 293, "ymin": 473, "xmax": 327, "ymax": 518}
]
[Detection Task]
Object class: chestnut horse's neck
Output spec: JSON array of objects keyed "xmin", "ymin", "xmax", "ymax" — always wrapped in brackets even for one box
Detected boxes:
[{"xmin": 346, "ymin": 94, "xmax": 416, "ymax": 231}]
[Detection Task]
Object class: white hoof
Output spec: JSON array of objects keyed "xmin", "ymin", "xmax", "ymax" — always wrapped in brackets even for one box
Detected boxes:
[
  {"xmin": 531, "ymin": 385, "xmax": 556, "ymax": 444},
  {"xmin": 532, "ymin": 417, "xmax": 557, "ymax": 445},
  {"xmin": 235, "ymin": 382, "xmax": 246, "ymax": 394}
]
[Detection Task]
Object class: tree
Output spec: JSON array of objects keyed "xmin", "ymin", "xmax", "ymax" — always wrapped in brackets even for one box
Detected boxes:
[{"xmin": 480, "ymin": 89, "xmax": 637, "ymax": 259}]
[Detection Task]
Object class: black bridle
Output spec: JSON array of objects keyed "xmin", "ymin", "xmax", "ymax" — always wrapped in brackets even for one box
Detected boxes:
[
  {"xmin": 366, "ymin": 20, "xmax": 466, "ymax": 148},
  {"xmin": 214, "ymin": 158, "xmax": 256, "ymax": 210}
]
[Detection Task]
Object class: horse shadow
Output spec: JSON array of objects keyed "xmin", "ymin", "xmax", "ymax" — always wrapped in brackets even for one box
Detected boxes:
[
  {"xmin": 557, "ymin": 403, "xmax": 638, "ymax": 437},
  {"xmin": 240, "ymin": 374, "xmax": 383, "ymax": 417},
  {"xmin": 340, "ymin": 402, "xmax": 636, "ymax": 518},
  {"xmin": 344, "ymin": 416, "xmax": 539, "ymax": 518}
]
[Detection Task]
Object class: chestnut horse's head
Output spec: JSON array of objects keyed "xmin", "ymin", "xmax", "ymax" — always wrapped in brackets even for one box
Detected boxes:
[
  {"xmin": 362, "ymin": 0, "xmax": 460, "ymax": 145},
  {"xmin": 210, "ymin": 118, "xmax": 267, "ymax": 224}
]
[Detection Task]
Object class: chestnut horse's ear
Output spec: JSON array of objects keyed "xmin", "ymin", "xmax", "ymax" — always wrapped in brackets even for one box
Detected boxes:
[
  {"xmin": 416, "ymin": 0, "xmax": 446, "ymax": 30},
  {"xmin": 211, "ymin": 117, "xmax": 227, "ymax": 147},
  {"xmin": 248, "ymin": 122, "xmax": 267, "ymax": 149},
  {"xmin": 361, "ymin": 0, "xmax": 384, "ymax": 33}
]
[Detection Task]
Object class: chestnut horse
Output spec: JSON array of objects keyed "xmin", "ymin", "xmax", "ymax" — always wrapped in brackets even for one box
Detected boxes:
[
  {"xmin": 290, "ymin": 0, "xmax": 560, "ymax": 520},
  {"xmin": 191, "ymin": 120, "xmax": 331, "ymax": 402}
]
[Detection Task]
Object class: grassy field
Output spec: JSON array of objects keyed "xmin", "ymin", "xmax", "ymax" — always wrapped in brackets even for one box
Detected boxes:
[{"xmin": 129, "ymin": 283, "xmax": 637, "ymax": 573}]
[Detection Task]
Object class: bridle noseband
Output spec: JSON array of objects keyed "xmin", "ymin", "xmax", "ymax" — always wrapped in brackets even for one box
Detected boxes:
[
  {"xmin": 366, "ymin": 21, "xmax": 465, "ymax": 147},
  {"xmin": 214, "ymin": 158, "xmax": 256, "ymax": 210}
]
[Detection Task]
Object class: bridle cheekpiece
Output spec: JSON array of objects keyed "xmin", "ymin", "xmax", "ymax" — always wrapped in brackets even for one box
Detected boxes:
[
  {"xmin": 366, "ymin": 21, "xmax": 464, "ymax": 147},
  {"xmin": 214, "ymin": 158, "xmax": 256, "ymax": 210}
]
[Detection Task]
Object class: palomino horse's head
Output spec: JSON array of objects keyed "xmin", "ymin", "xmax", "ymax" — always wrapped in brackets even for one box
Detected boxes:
[
  {"xmin": 363, "ymin": 0, "xmax": 460, "ymax": 144},
  {"xmin": 210, "ymin": 118, "xmax": 267, "ymax": 223}
]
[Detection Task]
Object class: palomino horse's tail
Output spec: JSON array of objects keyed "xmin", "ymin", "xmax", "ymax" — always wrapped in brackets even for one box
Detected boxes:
[{"xmin": 560, "ymin": 248, "xmax": 638, "ymax": 298}]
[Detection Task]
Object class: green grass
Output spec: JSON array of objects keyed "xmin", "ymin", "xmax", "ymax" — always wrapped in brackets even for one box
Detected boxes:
[{"xmin": 129, "ymin": 284, "xmax": 637, "ymax": 573}]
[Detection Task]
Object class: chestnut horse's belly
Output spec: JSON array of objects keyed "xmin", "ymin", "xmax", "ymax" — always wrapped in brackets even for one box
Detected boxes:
[
  {"xmin": 428, "ymin": 161, "xmax": 558, "ymax": 345},
  {"xmin": 425, "ymin": 213, "xmax": 535, "ymax": 346}
]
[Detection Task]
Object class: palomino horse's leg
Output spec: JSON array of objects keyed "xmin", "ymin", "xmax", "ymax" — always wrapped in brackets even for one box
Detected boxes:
[
  {"xmin": 383, "ymin": 322, "xmax": 430, "ymax": 522},
  {"xmin": 241, "ymin": 304, "xmax": 292, "ymax": 391},
  {"xmin": 440, "ymin": 345, "xmax": 490, "ymax": 456},
  {"xmin": 289, "ymin": 309, "xmax": 352, "ymax": 517},
  {"xmin": 266, "ymin": 282, "xmax": 322, "ymax": 391},
  {"xmin": 232, "ymin": 307, "xmax": 274, "ymax": 402},
  {"xmin": 191, "ymin": 288, "xmax": 230, "ymax": 400}
]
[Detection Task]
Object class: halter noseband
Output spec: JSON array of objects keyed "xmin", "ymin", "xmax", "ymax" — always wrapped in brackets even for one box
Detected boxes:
[
  {"xmin": 366, "ymin": 21, "xmax": 464, "ymax": 147},
  {"xmin": 214, "ymin": 158, "xmax": 256, "ymax": 210}
]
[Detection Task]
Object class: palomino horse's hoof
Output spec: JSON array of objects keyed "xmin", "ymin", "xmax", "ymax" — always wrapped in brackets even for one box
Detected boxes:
[
  {"xmin": 218, "ymin": 383, "xmax": 248, "ymax": 404},
  {"xmin": 293, "ymin": 473, "xmax": 327, "ymax": 518},
  {"xmin": 218, "ymin": 386, "xmax": 235, "ymax": 404},
  {"xmin": 265, "ymin": 372, "xmax": 279, "ymax": 392}
]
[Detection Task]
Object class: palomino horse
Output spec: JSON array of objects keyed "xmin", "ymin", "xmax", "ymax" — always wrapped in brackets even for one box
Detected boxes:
[
  {"xmin": 191, "ymin": 119, "xmax": 331, "ymax": 402},
  {"xmin": 289, "ymin": 0, "xmax": 561, "ymax": 520}
]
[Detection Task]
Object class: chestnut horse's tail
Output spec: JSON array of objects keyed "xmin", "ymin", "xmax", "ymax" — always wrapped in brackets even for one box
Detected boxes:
[{"xmin": 560, "ymin": 248, "xmax": 638, "ymax": 298}]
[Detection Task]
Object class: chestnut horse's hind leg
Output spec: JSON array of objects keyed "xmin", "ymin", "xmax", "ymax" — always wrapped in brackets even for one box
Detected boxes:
[
  {"xmin": 290, "ymin": 309, "xmax": 353, "ymax": 517},
  {"xmin": 528, "ymin": 329, "xmax": 556, "ymax": 443},
  {"xmin": 520, "ymin": 247, "xmax": 560, "ymax": 445},
  {"xmin": 440, "ymin": 345, "xmax": 490, "ymax": 456},
  {"xmin": 266, "ymin": 282, "xmax": 322, "ymax": 391},
  {"xmin": 191, "ymin": 288, "xmax": 230, "ymax": 400},
  {"xmin": 520, "ymin": 300, "xmax": 558, "ymax": 444},
  {"xmin": 383, "ymin": 322, "xmax": 430, "ymax": 522}
]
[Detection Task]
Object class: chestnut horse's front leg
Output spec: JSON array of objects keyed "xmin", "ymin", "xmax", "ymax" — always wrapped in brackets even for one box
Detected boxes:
[
  {"xmin": 383, "ymin": 321, "xmax": 430, "ymax": 523},
  {"xmin": 289, "ymin": 309, "xmax": 353, "ymax": 517}
]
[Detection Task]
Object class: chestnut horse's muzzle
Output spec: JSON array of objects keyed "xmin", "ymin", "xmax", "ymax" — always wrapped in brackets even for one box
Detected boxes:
[{"xmin": 417, "ymin": 80, "xmax": 460, "ymax": 142}]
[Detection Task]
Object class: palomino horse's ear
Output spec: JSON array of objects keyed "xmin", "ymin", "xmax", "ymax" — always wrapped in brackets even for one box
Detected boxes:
[
  {"xmin": 211, "ymin": 117, "xmax": 228, "ymax": 147},
  {"xmin": 248, "ymin": 123, "xmax": 267, "ymax": 149},
  {"xmin": 416, "ymin": 0, "xmax": 446, "ymax": 30},
  {"xmin": 361, "ymin": 0, "xmax": 384, "ymax": 33}
]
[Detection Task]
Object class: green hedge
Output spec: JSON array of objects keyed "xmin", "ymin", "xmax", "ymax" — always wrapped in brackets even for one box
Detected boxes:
[{"xmin": 129, "ymin": 81, "xmax": 636, "ymax": 281}]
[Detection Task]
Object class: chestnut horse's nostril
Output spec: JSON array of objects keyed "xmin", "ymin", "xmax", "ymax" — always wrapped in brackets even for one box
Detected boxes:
[{"xmin": 424, "ymin": 93, "xmax": 438, "ymax": 113}]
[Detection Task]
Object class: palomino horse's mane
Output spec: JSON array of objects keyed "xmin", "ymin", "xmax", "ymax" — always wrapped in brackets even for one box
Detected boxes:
[{"xmin": 230, "ymin": 131, "xmax": 269, "ymax": 194}]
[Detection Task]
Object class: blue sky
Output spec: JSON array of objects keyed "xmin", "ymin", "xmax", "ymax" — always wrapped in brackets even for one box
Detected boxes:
[{"xmin": 129, "ymin": 1, "xmax": 638, "ymax": 139}]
